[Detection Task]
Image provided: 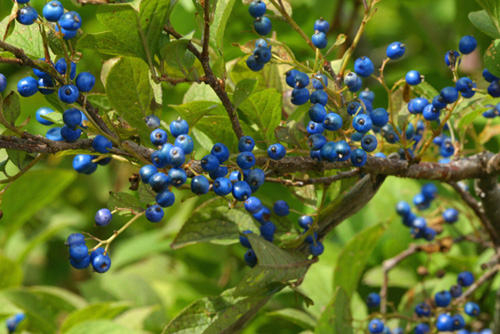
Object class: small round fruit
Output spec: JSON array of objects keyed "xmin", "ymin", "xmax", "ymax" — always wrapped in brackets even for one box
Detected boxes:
[
  {"xmin": 310, "ymin": 90, "xmax": 328, "ymax": 106},
  {"xmin": 73, "ymin": 154, "xmax": 94, "ymax": 173},
  {"xmin": 414, "ymin": 323, "xmax": 430, "ymax": 334},
  {"xmin": 0, "ymin": 74, "xmax": 6, "ymax": 92},
  {"xmin": 191, "ymin": 175, "xmax": 210, "ymax": 195},
  {"xmin": 244, "ymin": 249, "xmax": 257, "ymax": 267},
  {"xmin": 406, "ymin": 70, "xmax": 422, "ymax": 85},
  {"xmin": 75, "ymin": 72, "xmax": 96, "ymax": 92},
  {"xmin": 59, "ymin": 11, "xmax": 82, "ymax": 31},
  {"xmin": 457, "ymin": 271, "xmax": 474, "ymax": 287},
  {"xmin": 464, "ymin": 301, "xmax": 480, "ymax": 316},
  {"xmin": 311, "ymin": 31, "xmax": 327, "ymax": 49},
  {"xmin": 91, "ymin": 252, "xmax": 111, "ymax": 273},
  {"xmin": 145, "ymin": 115, "xmax": 161, "ymax": 129},
  {"xmin": 273, "ymin": 200, "xmax": 289, "ymax": 216},
  {"xmin": 445, "ymin": 50, "xmax": 461, "ymax": 67},
  {"xmin": 156, "ymin": 190, "xmax": 175, "ymax": 207},
  {"xmin": 201, "ymin": 154, "xmax": 220, "ymax": 173},
  {"xmin": 314, "ymin": 18, "xmax": 330, "ymax": 33},
  {"xmin": 69, "ymin": 244, "xmax": 89, "ymax": 262},
  {"xmin": 211, "ymin": 143, "xmax": 230, "ymax": 163},
  {"xmin": 17, "ymin": 77, "xmax": 38, "ymax": 97},
  {"xmin": 361, "ymin": 134, "xmax": 378, "ymax": 152},
  {"xmin": 450, "ymin": 284, "xmax": 462, "ymax": 298},
  {"xmin": 323, "ymin": 112, "xmax": 342, "ymax": 131},
  {"xmin": 150, "ymin": 128, "xmax": 168, "ymax": 146},
  {"xmin": 58, "ymin": 84, "xmax": 80, "ymax": 104},
  {"xmin": 312, "ymin": 73, "xmax": 328, "ymax": 90},
  {"xmin": 443, "ymin": 208, "xmax": 459, "ymax": 223},
  {"xmin": 434, "ymin": 290, "xmax": 451, "ymax": 307},
  {"xmin": 386, "ymin": 41, "xmax": 406, "ymax": 60},
  {"xmin": 350, "ymin": 148, "xmax": 367, "ymax": 167},
  {"xmin": 95, "ymin": 208, "xmax": 112, "ymax": 226},
  {"xmin": 46, "ymin": 127, "xmax": 64, "ymax": 141},
  {"xmin": 43, "ymin": 1, "xmax": 64, "ymax": 22},
  {"xmin": 145, "ymin": 204, "xmax": 164, "ymax": 223},
  {"xmin": 368, "ymin": 319, "xmax": 384, "ymax": 334},
  {"xmin": 238, "ymin": 136, "xmax": 255, "ymax": 152},
  {"xmin": 61, "ymin": 125, "xmax": 82, "ymax": 142},
  {"xmin": 459, "ymin": 35, "xmax": 477, "ymax": 54},
  {"xmin": 16, "ymin": 6, "xmax": 38, "ymax": 25},
  {"xmin": 354, "ymin": 57, "xmax": 374, "ymax": 78},
  {"xmin": 213, "ymin": 177, "xmax": 232, "ymax": 196},
  {"xmin": 309, "ymin": 241, "xmax": 324, "ymax": 256},
  {"xmin": 248, "ymin": 0, "xmax": 266, "ymax": 18},
  {"xmin": 139, "ymin": 165, "xmax": 157, "ymax": 184},
  {"xmin": 66, "ymin": 233, "xmax": 85, "ymax": 247},
  {"xmin": 70, "ymin": 255, "xmax": 90, "ymax": 269},
  {"xmin": 63, "ymin": 108, "xmax": 83, "ymax": 129},
  {"xmin": 254, "ymin": 46, "xmax": 271, "ymax": 64},
  {"xmin": 246, "ymin": 55, "xmax": 265, "ymax": 72},
  {"xmin": 436, "ymin": 314, "xmax": 453, "ymax": 332},
  {"xmin": 353, "ymin": 114, "xmax": 373, "ymax": 133},
  {"xmin": 92, "ymin": 135, "xmax": 113, "ymax": 153},
  {"xmin": 149, "ymin": 172, "xmax": 170, "ymax": 193},
  {"xmin": 366, "ymin": 292, "xmax": 381, "ymax": 308},
  {"xmin": 55, "ymin": 59, "xmax": 77, "ymax": 79},
  {"xmin": 232, "ymin": 181, "xmax": 252, "ymax": 201},
  {"xmin": 254, "ymin": 16, "xmax": 272, "ymax": 36},
  {"xmin": 36, "ymin": 107, "xmax": 54, "ymax": 125},
  {"xmin": 245, "ymin": 197, "xmax": 262, "ymax": 213},
  {"xmin": 237, "ymin": 152, "xmax": 256, "ymax": 170},
  {"xmin": 170, "ymin": 119, "xmax": 189, "ymax": 137},
  {"xmin": 267, "ymin": 143, "xmax": 286, "ymax": 160},
  {"xmin": 291, "ymin": 88, "xmax": 310, "ymax": 105}
]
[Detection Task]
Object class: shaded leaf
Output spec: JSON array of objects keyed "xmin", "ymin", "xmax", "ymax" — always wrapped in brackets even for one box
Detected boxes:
[
  {"xmin": 171, "ymin": 101, "xmax": 224, "ymax": 127},
  {"xmin": 64, "ymin": 320, "xmax": 143, "ymax": 334},
  {"xmin": 210, "ymin": 0, "xmax": 236, "ymax": 52},
  {"xmin": 2, "ymin": 16, "xmax": 44, "ymax": 58},
  {"xmin": 61, "ymin": 302, "xmax": 130, "ymax": 333},
  {"xmin": 0, "ymin": 256, "xmax": 22, "ymax": 290},
  {"xmin": 469, "ymin": 10, "xmax": 500, "ymax": 39},
  {"xmin": 2, "ymin": 91, "xmax": 20, "ymax": 125},
  {"xmin": 484, "ymin": 39, "xmax": 500, "ymax": 78},
  {"xmin": 233, "ymin": 78, "xmax": 257, "ymax": 108},
  {"xmin": 28, "ymin": 286, "xmax": 87, "ymax": 313},
  {"xmin": 267, "ymin": 308, "xmax": 316, "ymax": 330},
  {"xmin": 413, "ymin": 81, "xmax": 439, "ymax": 101},
  {"xmin": 315, "ymin": 287, "xmax": 352, "ymax": 334},
  {"xmin": 107, "ymin": 191, "xmax": 143, "ymax": 213}
]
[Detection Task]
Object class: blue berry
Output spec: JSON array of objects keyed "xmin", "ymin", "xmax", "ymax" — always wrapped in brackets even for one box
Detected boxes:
[
  {"xmin": 151, "ymin": 145, "xmax": 171, "ymax": 168},
  {"xmin": 310, "ymin": 90, "xmax": 328, "ymax": 106},
  {"xmin": 347, "ymin": 101, "xmax": 363, "ymax": 115},
  {"xmin": 352, "ymin": 114, "xmax": 372, "ymax": 133},
  {"xmin": 298, "ymin": 215, "xmax": 313, "ymax": 229},
  {"xmin": 140, "ymin": 165, "xmax": 157, "ymax": 184},
  {"xmin": 63, "ymin": 108, "xmax": 82, "ymax": 129},
  {"xmin": 314, "ymin": 18, "xmax": 330, "ymax": 33},
  {"xmin": 370, "ymin": 108, "xmax": 389, "ymax": 127},
  {"xmin": 146, "ymin": 204, "xmax": 164, "ymax": 223},
  {"xmin": 17, "ymin": 77, "xmax": 38, "ymax": 97},
  {"xmin": 483, "ymin": 68, "xmax": 499, "ymax": 82},
  {"xmin": 414, "ymin": 323, "xmax": 430, "ymax": 334},
  {"xmin": 386, "ymin": 41, "xmax": 406, "ymax": 60},
  {"xmin": 421, "ymin": 183, "xmax": 437, "ymax": 200},
  {"xmin": 168, "ymin": 168, "xmax": 187, "ymax": 187},
  {"xmin": 273, "ymin": 200, "xmax": 289, "ymax": 216},
  {"xmin": 354, "ymin": 57, "xmax": 374, "ymax": 77},
  {"xmin": 249, "ymin": 0, "xmax": 266, "ymax": 18},
  {"xmin": 361, "ymin": 134, "xmax": 377, "ymax": 152},
  {"xmin": 239, "ymin": 230, "xmax": 253, "ymax": 248},
  {"xmin": 244, "ymin": 249, "xmax": 257, "ymax": 267},
  {"xmin": 443, "ymin": 208, "xmax": 459, "ymax": 223},
  {"xmin": 441, "ymin": 86, "xmax": 459, "ymax": 104},
  {"xmin": 245, "ymin": 196, "xmax": 262, "ymax": 213},
  {"xmin": 92, "ymin": 135, "xmax": 112, "ymax": 153},
  {"xmin": 246, "ymin": 55, "xmax": 265, "ymax": 71},
  {"xmin": 268, "ymin": 143, "xmax": 286, "ymax": 160},
  {"xmin": 59, "ymin": 11, "xmax": 82, "ymax": 31},
  {"xmin": 260, "ymin": 221, "xmax": 276, "ymax": 241},
  {"xmin": 55, "ymin": 25, "xmax": 77, "ymax": 39},
  {"xmin": 15, "ymin": 0, "xmax": 30, "ymax": 3},
  {"xmin": 168, "ymin": 146, "xmax": 185, "ymax": 167},
  {"xmin": 309, "ymin": 241, "xmax": 324, "ymax": 256},
  {"xmin": 422, "ymin": 104, "xmax": 440, "ymax": 121},
  {"xmin": 254, "ymin": 46, "xmax": 271, "ymax": 64},
  {"xmin": 350, "ymin": 148, "xmax": 367, "ymax": 167},
  {"xmin": 36, "ymin": 107, "xmax": 54, "ymax": 125},
  {"xmin": 459, "ymin": 35, "xmax": 477, "ymax": 54},
  {"xmin": 344, "ymin": 72, "xmax": 359, "ymax": 88},
  {"xmin": 312, "ymin": 31, "xmax": 327, "ymax": 49},
  {"xmin": 456, "ymin": 77, "xmax": 474, "ymax": 93},
  {"xmin": 58, "ymin": 84, "xmax": 80, "ymax": 104},
  {"xmin": 232, "ymin": 181, "xmax": 252, "ymax": 201},
  {"xmin": 37, "ymin": 77, "xmax": 54, "ymax": 95},
  {"xmin": 359, "ymin": 89, "xmax": 375, "ymax": 102},
  {"xmin": 16, "ymin": 6, "xmax": 38, "ymax": 25},
  {"xmin": 408, "ymin": 97, "xmax": 429, "ymax": 114},
  {"xmin": 488, "ymin": 80, "xmax": 500, "ymax": 97},
  {"xmin": 66, "ymin": 233, "xmax": 85, "ymax": 247},
  {"xmin": 213, "ymin": 177, "xmax": 232, "ymax": 196},
  {"xmin": 72, "ymin": 154, "xmax": 94, "ymax": 173},
  {"xmin": 286, "ymin": 70, "xmax": 299, "ymax": 88},
  {"xmin": 61, "ymin": 125, "xmax": 81, "ymax": 142},
  {"xmin": 69, "ymin": 244, "xmax": 89, "ymax": 262},
  {"xmin": 450, "ymin": 284, "xmax": 462, "ymax": 298},
  {"xmin": 70, "ymin": 255, "xmax": 90, "ymax": 269},
  {"xmin": 452, "ymin": 314, "xmax": 465, "ymax": 330},
  {"xmin": 445, "ymin": 50, "xmax": 461, "ymax": 67},
  {"xmin": 238, "ymin": 136, "xmax": 255, "ymax": 152},
  {"xmin": 201, "ymin": 154, "xmax": 220, "ymax": 173},
  {"xmin": 150, "ymin": 129, "xmax": 167, "ymax": 146},
  {"xmin": 366, "ymin": 292, "xmax": 381, "ymax": 308},
  {"xmin": 304, "ymin": 230, "xmax": 318, "ymax": 244},
  {"xmin": 323, "ymin": 112, "xmax": 342, "ymax": 131},
  {"xmin": 170, "ymin": 119, "xmax": 189, "ymax": 137},
  {"xmin": 209, "ymin": 166, "xmax": 228, "ymax": 179},
  {"xmin": 307, "ymin": 134, "xmax": 327, "ymax": 150},
  {"xmin": 191, "ymin": 175, "xmax": 210, "ymax": 195},
  {"xmin": 457, "ymin": 271, "xmax": 474, "ymax": 287},
  {"xmin": 149, "ymin": 172, "xmax": 170, "ymax": 193},
  {"xmin": 246, "ymin": 168, "xmax": 265, "ymax": 188},
  {"xmin": 291, "ymin": 88, "xmax": 310, "ymax": 105},
  {"xmin": 434, "ymin": 290, "xmax": 451, "ymax": 307},
  {"xmin": 95, "ymin": 208, "xmax": 112, "ymax": 226},
  {"xmin": 348, "ymin": 77, "xmax": 362, "ymax": 92},
  {"xmin": 43, "ymin": 1, "xmax": 64, "ymax": 22},
  {"xmin": 307, "ymin": 121, "xmax": 324, "ymax": 134},
  {"xmin": 312, "ymin": 73, "xmax": 328, "ymax": 90},
  {"xmin": 175, "ymin": 134, "xmax": 194, "ymax": 154},
  {"xmin": 405, "ymin": 70, "xmax": 422, "ymax": 85},
  {"xmin": 209, "ymin": 143, "xmax": 229, "ymax": 163},
  {"xmin": 156, "ymin": 190, "xmax": 175, "ymax": 207},
  {"xmin": 254, "ymin": 16, "xmax": 272, "ymax": 36},
  {"xmin": 436, "ymin": 314, "xmax": 453, "ymax": 331},
  {"xmin": 396, "ymin": 201, "xmax": 411, "ymax": 217},
  {"xmin": 237, "ymin": 152, "xmax": 256, "ymax": 170},
  {"xmin": 253, "ymin": 207, "xmax": 271, "ymax": 224},
  {"xmin": 0, "ymin": 74, "xmax": 6, "ymax": 92},
  {"xmin": 334, "ymin": 140, "xmax": 351, "ymax": 161},
  {"xmin": 294, "ymin": 72, "xmax": 310, "ymax": 88},
  {"xmin": 368, "ymin": 319, "xmax": 384, "ymax": 334},
  {"xmin": 308, "ymin": 104, "xmax": 327, "ymax": 123},
  {"xmin": 91, "ymin": 252, "xmax": 111, "ymax": 273},
  {"xmin": 75, "ymin": 72, "xmax": 96, "ymax": 92},
  {"xmin": 415, "ymin": 302, "xmax": 431, "ymax": 317},
  {"xmin": 255, "ymin": 38, "xmax": 268, "ymax": 48},
  {"xmin": 145, "ymin": 115, "xmax": 161, "ymax": 129},
  {"xmin": 55, "ymin": 58, "xmax": 77, "ymax": 79},
  {"xmin": 464, "ymin": 302, "xmax": 480, "ymax": 316}
]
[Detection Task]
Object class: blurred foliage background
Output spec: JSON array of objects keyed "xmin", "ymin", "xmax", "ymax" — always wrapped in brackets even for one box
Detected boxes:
[{"xmin": 0, "ymin": 0, "xmax": 497, "ymax": 333}]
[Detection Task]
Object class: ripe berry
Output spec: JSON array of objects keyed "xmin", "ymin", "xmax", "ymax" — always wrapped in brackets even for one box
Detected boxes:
[
  {"xmin": 349, "ymin": 76, "xmax": 362, "ymax": 92},
  {"xmin": 253, "ymin": 207, "xmax": 271, "ymax": 224},
  {"xmin": 55, "ymin": 59, "xmax": 77, "ymax": 79},
  {"xmin": 366, "ymin": 292, "xmax": 381, "ymax": 308},
  {"xmin": 91, "ymin": 252, "xmax": 111, "ymax": 273},
  {"xmin": 459, "ymin": 35, "xmax": 477, "ymax": 54},
  {"xmin": 168, "ymin": 146, "xmax": 185, "ymax": 167},
  {"xmin": 145, "ymin": 115, "xmax": 161, "ymax": 129},
  {"xmin": 92, "ymin": 135, "xmax": 113, "ymax": 153},
  {"xmin": 249, "ymin": 0, "xmax": 266, "ymax": 18},
  {"xmin": 353, "ymin": 114, "xmax": 372, "ymax": 133},
  {"xmin": 16, "ymin": 6, "xmax": 38, "ymax": 25},
  {"xmin": 66, "ymin": 233, "xmax": 85, "ymax": 247},
  {"xmin": 95, "ymin": 208, "xmax": 112, "ymax": 226},
  {"xmin": 75, "ymin": 72, "xmax": 96, "ymax": 92},
  {"xmin": 314, "ymin": 18, "xmax": 330, "ymax": 33},
  {"xmin": 232, "ymin": 181, "xmax": 252, "ymax": 201},
  {"xmin": 440, "ymin": 86, "xmax": 459, "ymax": 104},
  {"xmin": 73, "ymin": 154, "xmax": 95, "ymax": 173},
  {"xmin": 347, "ymin": 102, "xmax": 363, "ymax": 116},
  {"xmin": 386, "ymin": 42, "xmax": 406, "ymax": 60},
  {"xmin": 298, "ymin": 215, "xmax": 313, "ymax": 229},
  {"xmin": 151, "ymin": 145, "xmax": 171, "ymax": 168},
  {"xmin": 150, "ymin": 129, "xmax": 168, "ymax": 146},
  {"xmin": 69, "ymin": 244, "xmax": 89, "ymax": 262},
  {"xmin": 443, "ymin": 208, "xmax": 459, "ymax": 223},
  {"xmin": 450, "ymin": 284, "xmax": 462, "ymax": 298},
  {"xmin": 244, "ymin": 249, "xmax": 257, "ymax": 267},
  {"xmin": 246, "ymin": 55, "xmax": 265, "ymax": 72},
  {"xmin": 175, "ymin": 134, "xmax": 194, "ymax": 154},
  {"xmin": 255, "ymin": 38, "xmax": 268, "ymax": 48},
  {"xmin": 70, "ymin": 255, "xmax": 90, "ymax": 269},
  {"xmin": 139, "ymin": 165, "xmax": 158, "ymax": 184},
  {"xmin": 464, "ymin": 301, "xmax": 480, "ymax": 316},
  {"xmin": 483, "ymin": 68, "xmax": 499, "ymax": 82},
  {"xmin": 396, "ymin": 201, "xmax": 411, "ymax": 217},
  {"xmin": 421, "ymin": 183, "xmax": 437, "ymax": 200},
  {"xmin": 260, "ymin": 221, "xmax": 276, "ymax": 241},
  {"xmin": 488, "ymin": 80, "xmax": 500, "ymax": 97},
  {"xmin": 37, "ymin": 77, "xmax": 54, "ymax": 95},
  {"xmin": 408, "ymin": 97, "xmax": 429, "ymax": 114},
  {"xmin": 351, "ymin": 148, "xmax": 367, "ymax": 167},
  {"xmin": 344, "ymin": 72, "xmax": 359, "ymax": 88},
  {"xmin": 323, "ymin": 112, "xmax": 342, "ymax": 131},
  {"xmin": 267, "ymin": 143, "xmax": 286, "ymax": 160},
  {"xmin": 291, "ymin": 88, "xmax": 310, "ymax": 105},
  {"xmin": 436, "ymin": 314, "xmax": 453, "ymax": 331},
  {"xmin": 445, "ymin": 50, "xmax": 461, "ymax": 67},
  {"xmin": 59, "ymin": 84, "xmax": 80, "ymax": 104},
  {"xmin": 191, "ymin": 175, "xmax": 210, "ymax": 195},
  {"xmin": 237, "ymin": 152, "xmax": 256, "ymax": 170},
  {"xmin": 245, "ymin": 197, "xmax": 262, "ymax": 213},
  {"xmin": 254, "ymin": 16, "xmax": 272, "ymax": 36},
  {"xmin": 46, "ymin": 127, "xmax": 64, "ymax": 141},
  {"xmin": 370, "ymin": 108, "xmax": 389, "ymax": 127},
  {"xmin": 457, "ymin": 271, "xmax": 474, "ymax": 287},
  {"xmin": 308, "ymin": 104, "xmax": 327, "ymax": 123},
  {"xmin": 368, "ymin": 319, "xmax": 384, "ymax": 334},
  {"xmin": 405, "ymin": 70, "xmax": 422, "ymax": 85},
  {"xmin": 146, "ymin": 204, "xmax": 164, "ymax": 223},
  {"xmin": 312, "ymin": 73, "xmax": 328, "ymax": 90},
  {"xmin": 36, "ymin": 107, "xmax": 54, "ymax": 125},
  {"xmin": 170, "ymin": 119, "xmax": 189, "ymax": 137},
  {"xmin": 361, "ymin": 134, "xmax": 377, "ymax": 152},
  {"xmin": 238, "ymin": 136, "xmax": 255, "ymax": 152},
  {"xmin": 16, "ymin": 0, "xmax": 30, "ymax": 3},
  {"xmin": 310, "ymin": 90, "xmax": 328, "ymax": 106},
  {"xmin": 17, "ymin": 77, "xmax": 38, "ymax": 97},
  {"xmin": 415, "ymin": 302, "xmax": 431, "ymax": 317},
  {"xmin": 456, "ymin": 77, "xmax": 474, "ymax": 93},
  {"xmin": 239, "ymin": 230, "xmax": 253, "ymax": 248},
  {"xmin": 0, "ymin": 74, "xmax": 6, "ymax": 92},
  {"xmin": 307, "ymin": 134, "xmax": 326, "ymax": 151},
  {"xmin": 309, "ymin": 241, "xmax": 324, "ymax": 256},
  {"xmin": 334, "ymin": 140, "xmax": 351, "ymax": 161},
  {"xmin": 213, "ymin": 177, "xmax": 232, "ymax": 196},
  {"xmin": 149, "ymin": 172, "xmax": 170, "ymax": 193},
  {"xmin": 434, "ymin": 290, "xmax": 452, "ymax": 307},
  {"xmin": 61, "ymin": 125, "xmax": 81, "ymax": 142},
  {"xmin": 156, "ymin": 190, "xmax": 175, "ymax": 207},
  {"xmin": 246, "ymin": 168, "xmax": 265, "ymax": 188},
  {"xmin": 273, "ymin": 200, "xmax": 289, "ymax": 216},
  {"xmin": 63, "ymin": 108, "xmax": 82, "ymax": 129},
  {"xmin": 452, "ymin": 314, "xmax": 465, "ymax": 330},
  {"xmin": 286, "ymin": 70, "xmax": 299, "ymax": 88},
  {"xmin": 422, "ymin": 104, "xmax": 440, "ymax": 121},
  {"xmin": 59, "ymin": 11, "xmax": 82, "ymax": 31},
  {"xmin": 201, "ymin": 154, "xmax": 220, "ymax": 173},
  {"xmin": 312, "ymin": 31, "xmax": 327, "ymax": 49},
  {"xmin": 354, "ymin": 57, "xmax": 374, "ymax": 77},
  {"xmin": 414, "ymin": 323, "xmax": 430, "ymax": 334},
  {"xmin": 254, "ymin": 46, "xmax": 271, "ymax": 64},
  {"xmin": 209, "ymin": 166, "xmax": 228, "ymax": 179},
  {"xmin": 43, "ymin": 1, "xmax": 64, "ymax": 22},
  {"xmin": 307, "ymin": 121, "xmax": 324, "ymax": 134},
  {"xmin": 168, "ymin": 168, "xmax": 187, "ymax": 187}
]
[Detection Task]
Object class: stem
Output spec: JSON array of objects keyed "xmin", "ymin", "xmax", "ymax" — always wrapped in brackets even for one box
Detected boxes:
[{"xmin": 94, "ymin": 212, "xmax": 145, "ymax": 252}]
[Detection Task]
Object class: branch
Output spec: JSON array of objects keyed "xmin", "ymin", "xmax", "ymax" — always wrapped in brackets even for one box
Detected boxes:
[
  {"xmin": 476, "ymin": 175, "xmax": 500, "ymax": 247},
  {"xmin": 264, "ymin": 169, "xmax": 360, "ymax": 186},
  {"xmin": 452, "ymin": 265, "xmax": 499, "ymax": 304}
]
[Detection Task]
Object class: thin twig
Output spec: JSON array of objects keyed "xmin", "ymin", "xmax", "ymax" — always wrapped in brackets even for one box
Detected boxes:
[{"xmin": 453, "ymin": 265, "xmax": 499, "ymax": 304}]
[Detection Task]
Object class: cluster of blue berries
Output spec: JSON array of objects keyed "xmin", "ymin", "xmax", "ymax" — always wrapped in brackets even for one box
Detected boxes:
[
  {"xmin": 6, "ymin": 313, "xmax": 25, "ymax": 334},
  {"xmin": 311, "ymin": 18, "xmax": 330, "ymax": 49},
  {"xmin": 246, "ymin": 1, "xmax": 272, "ymax": 71},
  {"xmin": 66, "ymin": 233, "xmax": 111, "ymax": 273},
  {"xmin": 16, "ymin": 0, "xmax": 81, "ymax": 39},
  {"xmin": 72, "ymin": 135, "xmax": 113, "ymax": 175}
]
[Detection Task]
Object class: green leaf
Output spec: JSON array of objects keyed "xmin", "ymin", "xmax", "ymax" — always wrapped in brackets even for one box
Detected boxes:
[
  {"xmin": 234, "ymin": 234, "xmax": 311, "ymax": 297},
  {"xmin": 183, "ymin": 83, "xmax": 220, "ymax": 103},
  {"xmin": 172, "ymin": 198, "xmax": 257, "ymax": 249},
  {"xmin": 192, "ymin": 111, "xmax": 239, "ymax": 152},
  {"xmin": 413, "ymin": 81, "xmax": 439, "ymax": 101},
  {"xmin": 484, "ymin": 39, "xmax": 500, "ymax": 78},
  {"xmin": 474, "ymin": 0, "xmax": 500, "ymax": 33},
  {"xmin": 6, "ymin": 149, "xmax": 26, "ymax": 169},
  {"xmin": 138, "ymin": 182, "xmax": 156, "ymax": 204},
  {"xmin": 267, "ymin": 308, "xmax": 316, "ymax": 330},
  {"xmin": 458, "ymin": 107, "xmax": 490, "ymax": 128},
  {"xmin": 28, "ymin": 286, "xmax": 87, "ymax": 312},
  {"xmin": 233, "ymin": 78, "xmax": 258, "ymax": 108},
  {"xmin": 171, "ymin": 101, "xmax": 224, "ymax": 127},
  {"xmin": 2, "ymin": 16, "xmax": 44, "ymax": 58},
  {"xmin": 1, "ymin": 170, "xmax": 76, "ymax": 244},
  {"xmin": 2, "ymin": 92, "xmax": 20, "ymax": 125},
  {"xmin": 115, "ymin": 306, "xmax": 158, "ymax": 330},
  {"xmin": 61, "ymin": 302, "xmax": 130, "ymax": 333},
  {"xmin": 163, "ymin": 288, "xmax": 270, "ymax": 334},
  {"xmin": 315, "ymin": 287, "xmax": 353, "ymax": 334},
  {"xmin": 64, "ymin": 320, "xmax": 144, "ymax": 334},
  {"xmin": 98, "ymin": 273, "xmax": 163, "ymax": 307},
  {"xmin": 161, "ymin": 40, "xmax": 196, "ymax": 74},
  {"xmin": 230, "ymin": 57, "xmax": 283, "ymax": 93},
  {"xmin": 77, "ymin": 32, "xmax": 140, "ymax": 58},
  {"xmin": 238, "ymin": 89, "xmax": 282, "ymax": 142},
  {"xmin": 0, "ymin": 256, "xmax": 22, "ymax": 289},
  {"xmin": 106, "ymin": 57, "xmax": 153, "ymax": 145},
  {"xmin": 138, "ymin": 0, "xmax": 171, "ymax": 57},
  {"xmin": 107, "ymin": 191, "xmax": 143, "ymax": 213},
  {"xmin": 44, "ymin": 92, "xmax": 66, "ymax": 113},
  {"xmin": 469, "ymin": 10, "xmax": 500, "ymax": 39},
  {"xmin": 332, "ymin": 222, "xmax": 387, "ymax": 298},
  {"xmin": 209, "ymin": 0, "xmax": 236, "ymax": 52}
]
